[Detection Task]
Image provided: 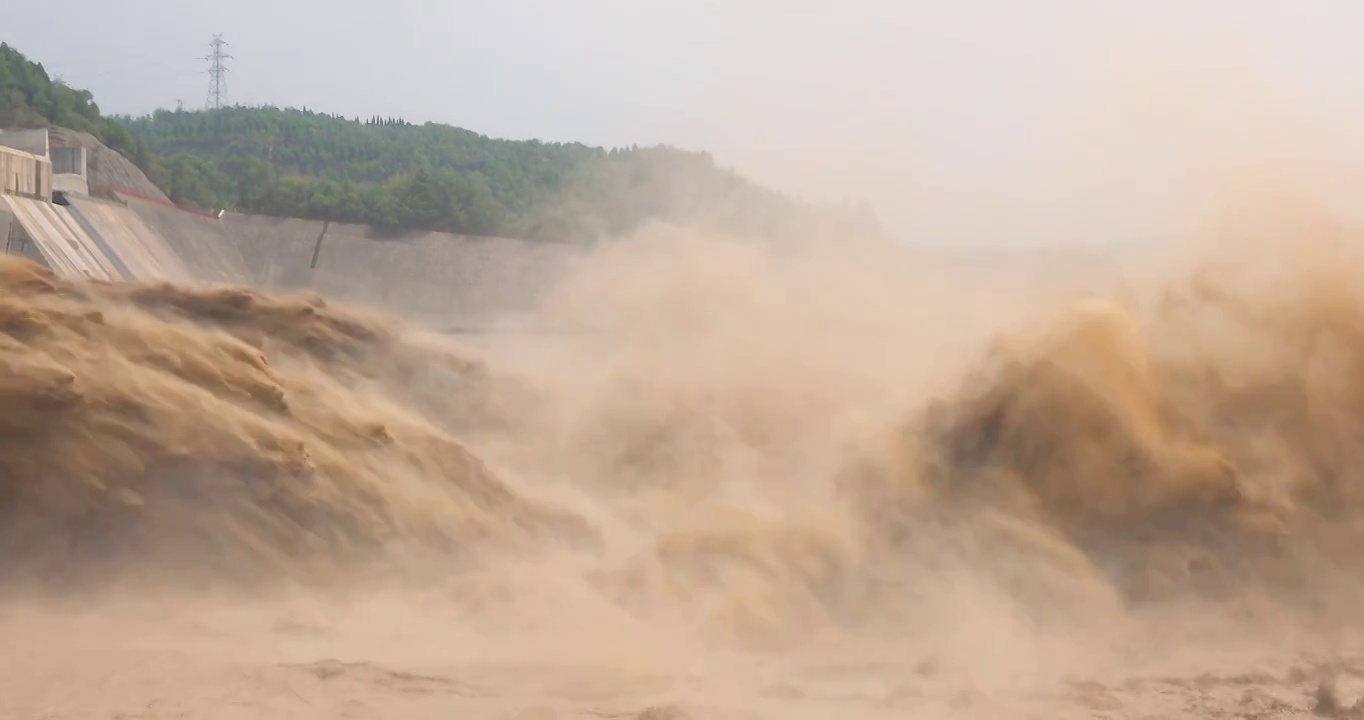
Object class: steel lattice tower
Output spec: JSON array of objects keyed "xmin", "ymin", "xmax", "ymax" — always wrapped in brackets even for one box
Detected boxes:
[{"xmin": 204, "ymin": 34, "xmax": 233, "ymax": 110}]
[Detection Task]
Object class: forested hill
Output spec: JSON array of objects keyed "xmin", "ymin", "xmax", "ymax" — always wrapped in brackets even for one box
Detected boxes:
[
  {"xmin": 2, "ymin": 42, "xmax": 879, "ymax": 242},
  {"xmin": 0, "ymin": 43, "xmax": 153, "ymax": 169},
  {"xmin": 117, "ymin": 107, "xmax": 882, "ymax": 242}
]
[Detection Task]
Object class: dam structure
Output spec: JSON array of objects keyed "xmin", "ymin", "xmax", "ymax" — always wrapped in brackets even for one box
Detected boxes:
[
  {"xmin": 0, "ymin": 127, "xmax": 581, "ymax": 329},
  {"xmin": 0, "ymin": 128, "xmax": 192, "ymax": 283}
]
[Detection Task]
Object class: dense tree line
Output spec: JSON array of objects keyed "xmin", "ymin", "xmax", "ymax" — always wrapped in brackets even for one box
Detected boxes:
[
  {"xmin": 117, "ymin": 106, "xmax": 883, "ymax": 242},
  {"xmin": 2, "ymin": 44, "xmax": 881, "ymax": 242}
]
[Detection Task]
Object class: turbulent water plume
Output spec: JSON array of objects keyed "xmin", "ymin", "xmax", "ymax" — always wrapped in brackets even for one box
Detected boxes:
[
  {"xmin": 0, "ymin": 256, "xmax": 583, "ymax": 591},
  {"xmin": 11, "ymin": 213, "xmax": 1364, "ymax": 617},
  {"xmin": 13, "ymin": 212, "xmax": 1364, "ymax": 716}
]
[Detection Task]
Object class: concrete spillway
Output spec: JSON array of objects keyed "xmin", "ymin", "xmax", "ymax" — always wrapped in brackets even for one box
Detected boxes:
[
  {"xmin": 4, "ymin": 121, "xmax": 581, "ymax": 327},
  {"xmin": 5, "ymin": 190, "xmax": 583, "ymax": 328},
  {"xmin": 1, "ymin": 195, "xmax": 192, "ymax": 284},
  {"xmin": 1, "ymin": 195, "xmax": 116, "ymax": 281},
  {"xmin": 65, "ymin": 196, "xmax": 193, "ymax": 283}
]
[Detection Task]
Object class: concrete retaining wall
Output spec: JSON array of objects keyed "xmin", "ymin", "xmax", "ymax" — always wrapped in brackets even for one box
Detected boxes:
[
  {"xmin": 0, "ymin": 146, "xmax": 51, "ymax": 200},
  {"xmin": 0, "ymin": 128, "xmax": 50, "ymax": 157},
  {"xmin": 54, "ymin": 174, "xmax": 89, "ymax": 195},
  {"xmin": 37, "ymin": 157, "xmax": 51, "ymax": 200},
  {"xmin": 0, "ymin": 149, "xmax": 29, "ymax": 196},
  {"xmin": 124, "ymin": 198, "xmax": 585, "ymax": 327},
  {"xmin": 51, "ymin": 146, "xmax": 87, "ymax": 176}
]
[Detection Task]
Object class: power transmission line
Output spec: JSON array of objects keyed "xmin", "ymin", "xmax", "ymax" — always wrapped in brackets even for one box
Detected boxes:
[{"xmin": 203, "ymin": 34, "xmax": 232, "ymax": 110}]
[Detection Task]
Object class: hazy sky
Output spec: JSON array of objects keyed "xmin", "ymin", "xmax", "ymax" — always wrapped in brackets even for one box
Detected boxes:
[{"xmin": 9, "ymin": 0, "xmax": 1364, "ymax": 245}]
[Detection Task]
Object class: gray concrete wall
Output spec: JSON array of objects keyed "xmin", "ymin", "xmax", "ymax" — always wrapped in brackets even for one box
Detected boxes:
[
  {"xmin": 53, "ymin": 174, "xmax": 89, "ymax": 195},
  {"xmin": 0, "ymin": 128, "xmax": 50, "ymax": 158},
  {"xmin": 0, "ymin": 207, "xmax": 12, "ymax": 254},
  {"xmin": 124, "ymin": 198, "xmax": 585, "ymax": 327},
  {"xmin": 0, "ymin": 147, "xmax": 51, "ymax": 201},
  {"xmin": 51, "ymin": 146, "xmax": 87, "ymax": 177},
  {"xmin": 37, "ymin": 157, "xmax": 52, "ymax": 201},
  {"xmin": 1, "ymin": 147, "xmax": 37, "ymax": 198}
]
